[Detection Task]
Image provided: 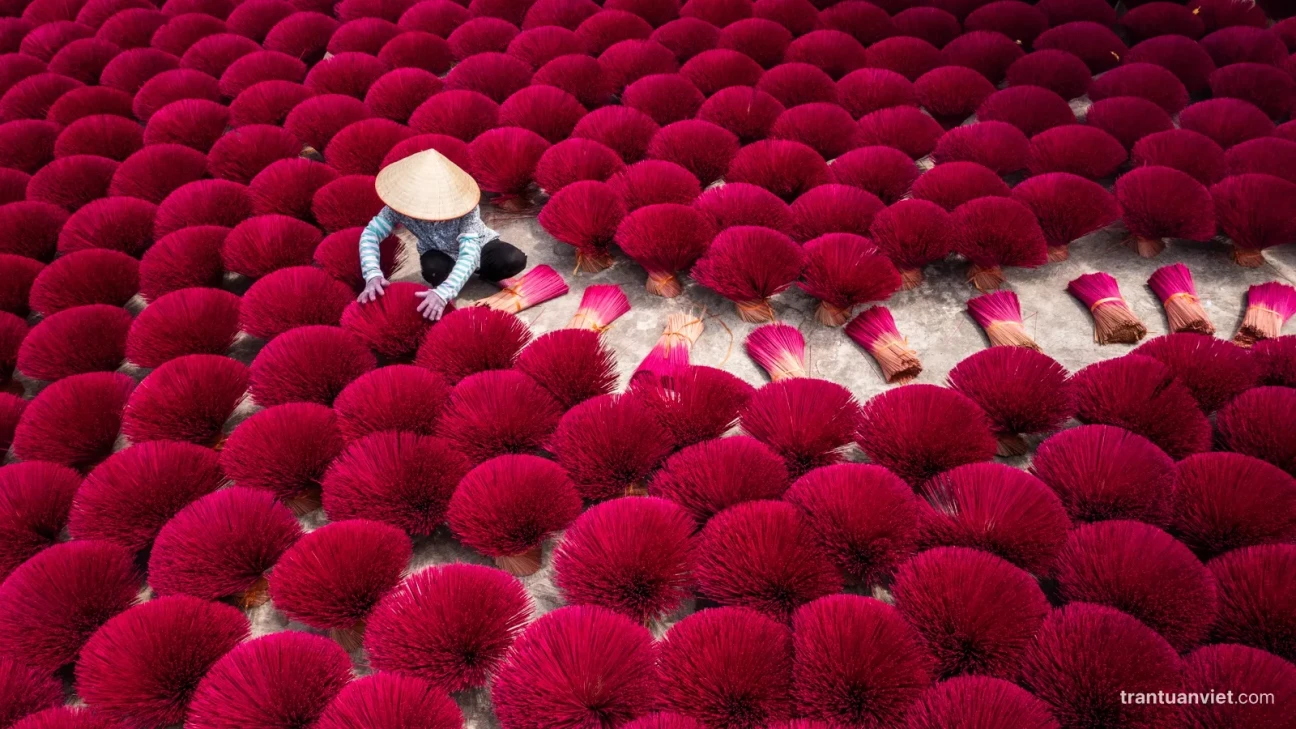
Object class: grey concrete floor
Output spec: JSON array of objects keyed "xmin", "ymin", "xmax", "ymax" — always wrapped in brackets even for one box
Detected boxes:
[
  {"xmin": 14, "ymin": 190, "xmax": 1293, "ymax": 728},
  {"xmin": 483, "ymin": 211, "xmax": 1296, "ymax": 401},
  {"xmin": 3, "ymin": 42, "xmax": 1292, "ymax": 729},
  {"xmin": 15, "ymin": 147, "xmax": 1294, "ymax": 729},
  {"xmin": 285, "ymin": 204, "xmax": 1294, "ymax": 728}
]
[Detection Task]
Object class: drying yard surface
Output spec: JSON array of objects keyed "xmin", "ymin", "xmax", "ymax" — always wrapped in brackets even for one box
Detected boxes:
[{"xmin": 2, "ymin": 0, "xmax": 1296, "ymax": 728}]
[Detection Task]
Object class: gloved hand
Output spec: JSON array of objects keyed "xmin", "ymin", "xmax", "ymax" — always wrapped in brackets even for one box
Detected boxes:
[
  {"xmin": 415, "ymin": 289, "xmax": 447, "ymax": 321},
  {"xmin": 358, "ymin": 275, "xmax": 389, "ymax": 303}
]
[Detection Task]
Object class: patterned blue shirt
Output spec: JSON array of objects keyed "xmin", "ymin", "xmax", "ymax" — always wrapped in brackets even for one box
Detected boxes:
[{"xmin": 359, "ymin": 205, "xmax": 498, "ymax": 301}]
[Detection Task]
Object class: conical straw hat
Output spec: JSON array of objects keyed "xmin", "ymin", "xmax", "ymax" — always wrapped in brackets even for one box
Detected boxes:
[{"xmin": 375, "ymin": 148, "xmax": 480, "ymax": 221}]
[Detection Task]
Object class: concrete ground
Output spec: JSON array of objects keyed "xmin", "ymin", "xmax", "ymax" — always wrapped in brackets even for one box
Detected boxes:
[
  {"xmin": 483, "ymin": 212, "xmax": 1296, "ymax": 399},
  {"xmin": 11, "ymin": 186, "xmax": 1290, "ymax": 726},
  {"xmin": 253, "ymin": 207, "xmax": 1292, "ymax": 727}
]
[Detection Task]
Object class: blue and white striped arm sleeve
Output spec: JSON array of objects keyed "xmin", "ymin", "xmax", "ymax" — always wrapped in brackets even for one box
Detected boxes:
[
  {"xmin": 433, "ymin": 235, "xmax": 483, "ymax": 302},
  {"xmin": 358, "ymin": 207, "xmax": 395, "ymax": 282}
]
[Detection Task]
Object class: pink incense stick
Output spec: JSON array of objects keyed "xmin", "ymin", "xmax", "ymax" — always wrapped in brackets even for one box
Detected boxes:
[
  {"xmin": 1148, "ymin": 263, "xmax": 1213, "ymax": 335},
  {"xmin": 565, "ymin": 284, "xmax": 630, "ymax": 331},
  {"xmin": 1067, "ymin": 272, "xmax": 1147, "ymax": 345},
  {"xmin": 745, "ymin": 323, "xmax": 807, "ymax": 381},
  {"xmin": 478, "ymin": 265, "xmax": 569, "ymax": 313},
  {"xmin": 1234, "ymin": 281, "xmax": 1296, "ymax": 348},
  {"xmin": 966, "ymin": 291, "xmax": 1040, "ymax": 350},
  {"xmin": 845, "ymin": 306, "xmax": 922, "ymax": 384}
]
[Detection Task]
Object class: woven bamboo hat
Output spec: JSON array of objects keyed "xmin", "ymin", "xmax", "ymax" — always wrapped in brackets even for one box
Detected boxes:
[{"xmin": 375, "ymin": 148, "xmax": 480, "ymax": 220}]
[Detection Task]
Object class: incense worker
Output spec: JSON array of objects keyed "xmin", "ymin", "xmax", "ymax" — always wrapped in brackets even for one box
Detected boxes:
[{"xmin": 357, "ymin": 149, "xmax": 527, "ymax": 320}]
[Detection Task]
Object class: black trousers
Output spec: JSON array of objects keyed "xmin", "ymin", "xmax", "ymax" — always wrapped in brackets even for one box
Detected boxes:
[{"xmin": 420, "ymin": 239, "xmax": 527, "ymax": 288}]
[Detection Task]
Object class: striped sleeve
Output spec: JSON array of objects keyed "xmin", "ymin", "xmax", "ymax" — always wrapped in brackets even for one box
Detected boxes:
[
  {"xmin": 433, "ymin": 234, "xmax": 483, "ymax": 302},
  {"xmin": 358, "ymin": 207, "xmax": 396, "ymax": 282}
]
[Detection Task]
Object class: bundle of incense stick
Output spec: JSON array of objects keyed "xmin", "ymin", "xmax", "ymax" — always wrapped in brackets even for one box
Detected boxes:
[
  {"xmin": 845, "ymin": 306, "xmax": 922, "ymax": 384},
  {"xmin": 239, "ymin": 576, "xmax": 271, "ymax": 609},
  {"xmin": 565, "ymin": 284, "xmax": 630, "ymax": 331},
  {"xmin": 745, "ymin": 323, "xmax": 807, "ymax": 381},
  {"xmin": 966, "ymin": 291, "xmax": 1040, "ymax": 350},
  {"xmin": 635, "ymin": 310, "xmax": 705, "ymax": 380},
  {"xmin": 1067, "ymin": 272, "xmax": 1147, "ymax": 345},
  {"xmin": 477, "ymin": 265, "xmax": 569, "ymax": 312},
  {"xmin": 1148, "ymin": 263, "xmax": 1214, "ymax": 335},
  {"xmin": 1234, "ymin": 281, "xmax": 1296, "ymax": 348}
]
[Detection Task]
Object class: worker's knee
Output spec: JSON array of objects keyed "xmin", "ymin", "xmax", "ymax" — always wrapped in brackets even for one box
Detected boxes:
[
  {"xmin": 420, "ymin": 250, "xmax": 455, "ymax": 286},
  {"xmin": 479, "ymin": 239, "xmax": 527, "ymax": 283}
]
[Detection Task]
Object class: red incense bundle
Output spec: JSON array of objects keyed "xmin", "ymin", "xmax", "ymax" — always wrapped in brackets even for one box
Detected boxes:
[
  {"xmin": 551, "ymin": 496, "xmax": 694, "ymax": 621},
  {"xmin": 368, "ymin": 564, "xmax": 530, "ymax": 694},
  {"xmin": 868, "ymin": 199, "xmax": 952, "ymax": 290},
  {"xmin": 317, "ymin": 674, "xmax": 463, "ymax": 729},
  {"xmin": 947, "ymin": 348, "xmax": 1074, "ymax": 457},
  {"xmin": 477, "ymin": 264, "xmax": 569, "ymax": 313},
  {"xmin": 630, "ymin": 365, "xmax": 754, "ymax": 449},
  {"xmin": 1208, "ymin": 544, "xmax": 1296, "ymax": 666},
  {"xmin": 548, "ymin": 394, "xmax": 676, "ymax": 501},
  {"xmin": 566, "ymin": 284, "xmax": 630, "ymax": 331},
  {"xmin": 1052, "ymin": 521, "xmax": 1217, "ymax": 653},
  {"xmin": 1115, "ymin": 165, "xmax": 1216, "ymax": 258},
  {"xmin": 1234, "ymin": 282, "xmax": 1296, "ymax": 348},
  {"xmin": 693, "ymin": 501, "xmax": 842, "ymax": 621},
  {"xmin": 893, "ymin": 7, "xmax": 960, "ymax": 47},
  {"xmin": 1135, "ymin": 334, "xmax": 1258, "ymax": 414},
  {"xmin": 187, "ymin": 632, "xmax": 351, "ymax": 729},
  {"xmin": 690, "ymin": 226, "xmax": 805, "ymax": 323},
  {"xmin": 615, "ymin": 202, "xmax": 716, "ymax": 297},
  {"xmin": 340, "ymin": 283, "xmax": 438, "ymax": 361},
  {"xmin": 534, "ymin": 138, "xmax": 623, "ymax": 193},
  {"xmin": 799, "ymin": 233, "xmax": 900, "ymax": 327},
  {"xmin": 658, "ymin": 607, "xmax": 795, "ymax": 727},
  {"xmin": 637, "ymin": 311, "xmax": 705, "ymax": 380},
  {"xmin": 448, "ymin": 455, "xmax": 581, "ymax": 576},
  {"xmin": 0, "ymin": 541, "xmax": 140, "ymax": 675},
  {"xmin": 1181, "ymin": 646, "xmax": 1295, "ymax": 729},
  {"xmin": 1253, "ymin": 336, "xmax": 1296, "ymax": 388},
  {"xmin": 516, "ymin": 330, "xmax": 618, "ymax": 410},
  {"xmin": 492, "ymin": 606, "xmax": 655, "ymax": 728},
  {"xmin": 745, "ymin": 323, "xmax": 806, "ymax": 382},
  {"xmin": 323, "ymin": 431, "xmax": 472, "ymax": 537},
  {"xmin": 1010, "ymin": 172, "xmax": 1119, "ymax": 262},
  {"xmin": 1021, "ymin": 605, "xmax": 1181, "ymax": 729},
  {"xmin": 905, "ymin": 677, "xmax": 1058, "ymax": 729},
  {"xmin": 966, "ymin": 291, "xmax": 1039, "ymax": 350},
  {"xmin": 148, "ymin": 487, "xmax": 302, "ymax": 607},
  {"xmin": 268, "ymin": 519, "xmax": 411, "ymax": 650},
  {"xmin": 537, "ymin": 180, "xmax": 625, "ymax": 272},
  {"xmin": 1148, "ymin": 263, "xmax": 1214, "ymax": 335},
  {"xmin": 892, "ymin": 547, "xmax": 1049, "ymax": 679},
  {"xmin": 1210, "ymin": 173, "xmax": 1296, "ymax": 267},
  {"xmin": 952, "ymin": 197, "xmax": 1048, "ymax": 292},
  {"xmin": 1067, "ymin": 272, "xmax": 1148, "ymax": 345},
  {"xmin": 845, "ymin": 306, "xmax": 921, "ymax": 384},
  {"xmin": 74, "ymin": 595, "xmax": 250, "ymax": 729}
]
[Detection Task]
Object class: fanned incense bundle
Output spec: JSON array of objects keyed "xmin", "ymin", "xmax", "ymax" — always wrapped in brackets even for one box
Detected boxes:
[
  {"xmin": 845, "ymin": 306, "xmax": 922, "ymax": 384},
  {"xmin": 1067, "ymin": 272, "xmax": 1148, "ymax": 345},
  {"xmin": 1234, "ymin": 282, "xmax": 1296, "ymax": 348},
  {"xmin": 1148, "ymin": 264, "xmax": 1214, "ymax": 335},
  {"xmin": 566, "ymin": 284, "xmax": 630, "ymax": 331},
  {"xmin": 745, "ymin": 323, "xmax": 807, "ymax": 382},
  {"xmin": 637, "ymin": 311, "xmax": 705, "ymax": 380},
  {"xmin": 967, "ymin": 291, "xmax": 1040, "ymax": 350},
  {"xmin": 477, "ymin": 265, "xmax": 569, "ymax": 313}
]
